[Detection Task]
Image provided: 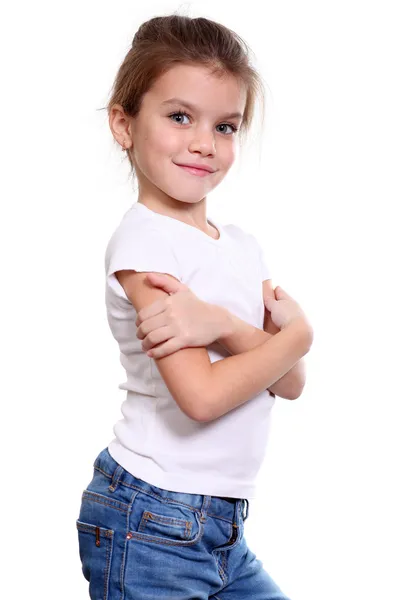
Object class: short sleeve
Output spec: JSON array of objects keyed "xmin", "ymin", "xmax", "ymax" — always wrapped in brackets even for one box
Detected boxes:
[
  {"xmin": 105, "ymin": 224, "xmax": 182, "ymax": 301},
  {"xmin": 248, "ymin": 234, "xmax": 272, "ymax": 282}
]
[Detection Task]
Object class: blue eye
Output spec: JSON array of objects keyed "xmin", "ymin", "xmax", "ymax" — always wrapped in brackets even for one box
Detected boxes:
[
  {"xmin": 169, "ymin": 111, "xmax": 190, "ymax": 126},
  {"xmin": 217, "ymin": 123, "xmax": 238, "ymax": 135},
  {"xmin": 168, "ymin": 110, "xmax": 238, "ymax": 135}
]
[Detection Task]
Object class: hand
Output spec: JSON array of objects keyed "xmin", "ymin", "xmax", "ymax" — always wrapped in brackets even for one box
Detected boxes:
[
  {"xmin": 135, "ymin": 273, "xmax": 228, "ymax": 359},
  {"xmin": 264, "ymin": 286, "xmax": 311, "ymax": 331}
]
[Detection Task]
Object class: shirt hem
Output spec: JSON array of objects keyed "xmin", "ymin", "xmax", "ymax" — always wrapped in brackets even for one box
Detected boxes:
[{"xmin": 107, "ymin": 439, "xmax": 256, "ymax": 500}]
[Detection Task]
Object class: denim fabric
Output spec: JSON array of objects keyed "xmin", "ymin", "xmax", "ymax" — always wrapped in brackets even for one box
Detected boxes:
[{"xmin": 76, "ymin": 447, "xmax": 291, "ymax": 599}]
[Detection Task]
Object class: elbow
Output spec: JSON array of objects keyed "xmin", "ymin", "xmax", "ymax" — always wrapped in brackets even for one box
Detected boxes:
[
  {"xmin": 177, "ymin": 390, "xmax": 213, "ymax": 424},
  {"xmin": 176, "ymin": 400, "xmax": 206, "ymax": 423},
  {"xmin": 187, "ymin": 372, "xmax": 217, "ymax": 423},
  {"xmin": 189, "ymin": 396, "xmax": 214, "ymax": 423},
  {"xmin": 270, "ymin": 381, "xmax": 305, "ymax": 401},
  {"xmin": 192, "ymin": 411, "xmax": 212, "ymax": 423},
  {"xmin": 185, "ymin": 406, "xmax": 212, "ymax": 423},
  {"xmin": 289, "ymin": 382, "xmax": 306, "ymax": 400},
  {"xmin": 188, "ymin": 390, "xmax": 216, "ymax": 424}
]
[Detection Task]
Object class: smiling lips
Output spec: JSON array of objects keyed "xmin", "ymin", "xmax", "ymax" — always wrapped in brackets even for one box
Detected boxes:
[{"xmin": 175, "ymin": 163, "xmax": 215, "ymax": 176}]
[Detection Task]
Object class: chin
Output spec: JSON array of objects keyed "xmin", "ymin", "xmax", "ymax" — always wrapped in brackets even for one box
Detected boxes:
[{"xmin": 160, "ymin": 180, "xmax": 212, "ymax": 202}]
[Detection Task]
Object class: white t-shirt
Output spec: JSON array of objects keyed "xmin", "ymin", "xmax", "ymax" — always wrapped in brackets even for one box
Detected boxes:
[{"xmin": 104, "ymin": 201, "xmax": 275, "ymax": 500}]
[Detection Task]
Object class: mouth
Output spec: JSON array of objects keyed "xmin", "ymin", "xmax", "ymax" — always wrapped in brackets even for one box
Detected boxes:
[{"xmin": 175, "ymin": 164, "xmax": 215, "ymax": 177}]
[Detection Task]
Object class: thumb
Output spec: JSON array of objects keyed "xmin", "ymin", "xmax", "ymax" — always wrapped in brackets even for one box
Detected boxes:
[
  {"xmin": 145, "ymin": 272, "xmax": 185, "ymax": 295},
  {"xmin": 264, "ymin": 295, "xmax": 275, "ymax": 308},
  {"xmin": 274, "ymin": 285, "xmax": 287, "ymax": 298}
]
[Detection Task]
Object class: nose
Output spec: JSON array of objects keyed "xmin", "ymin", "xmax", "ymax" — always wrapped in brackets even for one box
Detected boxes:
[{"xmin": 188, "ymin": 128, "xmax": 216, "ymax": 156}]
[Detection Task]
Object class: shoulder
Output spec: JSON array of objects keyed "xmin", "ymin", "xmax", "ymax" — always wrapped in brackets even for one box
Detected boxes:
[
  {"xmin": 222, "ymin": 223, "xmax": 262, "ymax": 260},
  {"xmin": 105, "ymin": 208, "xmax": 183, "ymax": 299},
  {"xmin": 223, "ymin": 224, "xmax": 272, "ymax": 282},
  {"xmin": 220, "ymin": 222, "xmax": 257, "ymax": 250},
  {"xmin": 108, "ymin": 205, "xmax": 159, "ymax": 240},
  {"xmin": 105, "ymin": 205, "xmax": 175, "ymax": 255}
]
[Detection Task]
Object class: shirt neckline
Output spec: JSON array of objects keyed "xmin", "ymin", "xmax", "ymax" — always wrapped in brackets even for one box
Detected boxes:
[{"xmin": 132, "ymin": 202, "xmax": 224, "ymax": 244}]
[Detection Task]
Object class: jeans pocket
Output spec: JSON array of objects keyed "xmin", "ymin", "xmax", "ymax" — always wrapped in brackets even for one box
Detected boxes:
[
  {"xmin": 128, "ymin": 492, "xmax": 204, "ymax": 547},
  {"xmin": 76, "ymin": 520, "xmax": 114, "ymax": 599},
  {"xmin": 138, "ymin": 509, "xmax": 193, "ymax": 540}
]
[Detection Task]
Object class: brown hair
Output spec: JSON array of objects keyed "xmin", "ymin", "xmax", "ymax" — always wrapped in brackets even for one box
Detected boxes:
[{"xmin": 101, "ymin": 12, "xmax": 266, "ymax": 179}]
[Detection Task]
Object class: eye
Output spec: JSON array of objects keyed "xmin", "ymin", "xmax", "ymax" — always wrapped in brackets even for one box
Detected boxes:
[
  {"xmin": 169, "ymin": 110, "xmax": 190, "ymax": 125},
  {"xmin": 168, "ymin": 111, "xmax": 239, "ymax": 135},
  {"xmin": 217, "ymin": 123, "xmax": 238, "ymax": 135}
]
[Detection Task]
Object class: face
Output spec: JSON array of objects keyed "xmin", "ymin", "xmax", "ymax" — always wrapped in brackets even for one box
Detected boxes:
[{"xmin": 124, "ymin": 63, "xmax": 246, "ymax": 206}]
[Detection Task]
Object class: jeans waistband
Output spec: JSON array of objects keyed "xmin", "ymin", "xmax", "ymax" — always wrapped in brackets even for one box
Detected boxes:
[
  {"xmin": 216, "ymin": 496, "xmax": 238, "ymax": 504},
  {"xmin": 93, "ymin": 447, "xmax": 249, "ymax": 522}
]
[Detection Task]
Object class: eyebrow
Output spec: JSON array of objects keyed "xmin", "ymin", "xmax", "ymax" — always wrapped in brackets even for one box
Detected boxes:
[{"xmin": 161, "ymin": 97, "xmax": 243, "ymax": 120}]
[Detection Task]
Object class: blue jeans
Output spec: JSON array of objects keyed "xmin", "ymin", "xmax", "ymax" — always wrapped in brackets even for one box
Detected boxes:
[{"xmin": 76, "ymin": 447, "xmax": 291, "ymax": 599}]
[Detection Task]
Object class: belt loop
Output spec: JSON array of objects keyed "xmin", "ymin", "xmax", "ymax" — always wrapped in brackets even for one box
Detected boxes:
[
  {"xmin": 108, "ymin": 465, "xmax": 124, "ymax": 493},
  {"xmin": 200, "ymin": 495, "xmax": 211, "ymax": 523}
]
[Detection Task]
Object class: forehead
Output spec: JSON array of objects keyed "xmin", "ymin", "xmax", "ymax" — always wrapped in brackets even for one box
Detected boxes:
[{"xmin": 147, "ymin": 64, "xmax": 246, "ymax": 114}]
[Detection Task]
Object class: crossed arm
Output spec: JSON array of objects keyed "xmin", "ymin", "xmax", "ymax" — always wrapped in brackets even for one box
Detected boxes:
[{"xmin": 215, "ymin": 280, "xmax": 307, "ymax": 400}]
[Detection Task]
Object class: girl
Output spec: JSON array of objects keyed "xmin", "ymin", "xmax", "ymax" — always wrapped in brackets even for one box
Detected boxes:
[{"xmin": 76, "ymin": 13, "xmax": 313, "ymax": 600}]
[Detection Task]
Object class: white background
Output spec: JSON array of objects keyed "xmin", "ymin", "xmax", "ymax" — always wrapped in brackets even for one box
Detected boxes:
[{"xmin": 1, "ymin": 1, "xmax": 399, "ymax": 598}]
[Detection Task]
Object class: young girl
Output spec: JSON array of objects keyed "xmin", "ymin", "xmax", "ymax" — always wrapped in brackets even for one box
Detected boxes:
[{"xmin": 76, "ymin": 13, "xmax": 313, "ymax": 600}]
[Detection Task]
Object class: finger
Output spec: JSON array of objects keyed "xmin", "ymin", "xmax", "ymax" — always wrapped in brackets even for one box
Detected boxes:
[
  {"xmin": 141, "ymin": 325, "xmax": 172, "ymax": 352},
  {"xmin": 274, "ymin": 286, "xmax": 289, "ymax": 299},
  {"xmin": 136, "ymin": 299, "xmax": 168, "ymax": 326},
  {"xmin": 147, "ymin": 337, "xmax": 183, "ymax": 359},
  {"xmin": 276, "ymin": 286, "xmax": 290, "ymax": 296},
  {"xmin": 264, "ymin": 296, "xmax": 275, "ymax": 308},
  {"xmin": 137, "ymin": 312, "xmax": 168, "ymax": 340}
]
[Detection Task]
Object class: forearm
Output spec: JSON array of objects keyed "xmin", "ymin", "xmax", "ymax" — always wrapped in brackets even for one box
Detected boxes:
[
  {"xmin": 202, "ymin": 319, "xmax": 312, "ymax": 422},
  {"xmin": 217, "ymin": 310, "xmax": 273, "ymax": 354},
  {"xmin": 216, "ymin": 309, "xmax": 307, "ymax": 399}
]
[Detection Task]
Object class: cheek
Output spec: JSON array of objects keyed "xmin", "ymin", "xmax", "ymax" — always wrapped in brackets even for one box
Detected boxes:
[
  {"xmin": 149, "ymin": 127, "xmax": 182, "ymax": 163},
  {"xmin": 138, "ymin": 131, "xmax": 180, "ymax": 180},
  {"xmin": 136, "ymin": 128, "xmax": 173, "ymax": 168},
  {"xmin": 219, "ymin": 144, "xmax": 236, "ymax": 169}
]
